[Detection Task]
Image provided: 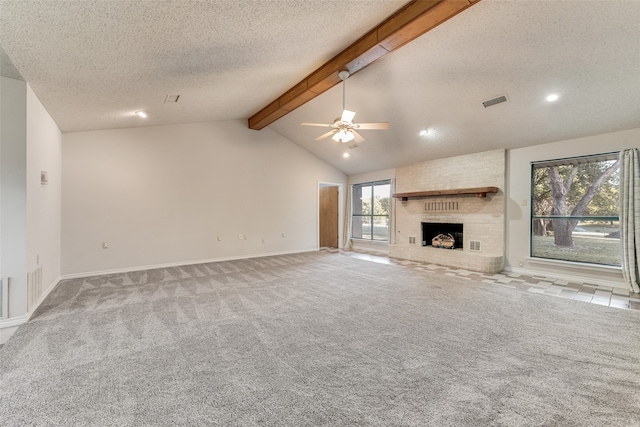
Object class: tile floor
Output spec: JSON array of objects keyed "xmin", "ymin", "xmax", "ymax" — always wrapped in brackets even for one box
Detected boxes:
[{"xmin": 323, "ymin": 247, "xmax": 640, "ymax": 311}]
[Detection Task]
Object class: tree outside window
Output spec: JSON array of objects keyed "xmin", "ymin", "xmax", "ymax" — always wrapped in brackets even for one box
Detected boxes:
[{"xmin": 531, "ymin": 153, "xmax": 620, "ymax": 265}]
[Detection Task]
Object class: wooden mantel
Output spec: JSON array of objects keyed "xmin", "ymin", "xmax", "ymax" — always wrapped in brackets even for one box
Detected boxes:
[{"xmin": 393, "ymin": 186, "xmax": 499, "ymax": 201}]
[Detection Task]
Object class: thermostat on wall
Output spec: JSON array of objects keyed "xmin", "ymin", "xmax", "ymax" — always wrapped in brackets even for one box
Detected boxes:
[{"xmin": 41, "ymin": 171, "xmax": 48, "ymax": 185}]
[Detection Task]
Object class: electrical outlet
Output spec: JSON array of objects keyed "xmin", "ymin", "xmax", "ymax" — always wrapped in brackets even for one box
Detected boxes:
[
  {"xmin": 217, "ymin": 236, "xmax": 222, "ymax": 242},
  {"xmin": 281, "ymin": 232, "xmax": 285, "ymax": 238},
  {"xmin": 261, "ymin": 239, "xmax": 265, "ymax": 244},
  {"xmin": 102, "ymin": 241, "xmax": 109, "ymax": 249}
]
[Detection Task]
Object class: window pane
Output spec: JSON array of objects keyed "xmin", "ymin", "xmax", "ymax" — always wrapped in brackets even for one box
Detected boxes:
[
  {"xmin": 532, "ymin": 167, "xmax": 550, "ymax": 216},
  {"xmin": 353, "ymin": 185, "xmax": 372, "ymax": 216},
  {"xmin": 532, "ymin": 159, "xmax": 619, "ymax": 217},
  {"xmin": 373, "ymin": 183, "xmax": 390, "ymax": 216},
  {"xmin": 351, "ymin": 180, "xmax": 391, "ymax": 241},
  {"xmin": 530, "ymin": 154, "xmax": 621, "ymax": 265},
  {"xmin": 351, "ymin": 215, "xmax": 372, "ymax": 239},
  {"xmin": 531, "ymin": 219, "xmax": 620, "ymax": 266},
  {"xmin": 372, "ymin": 216, "xmax": 389, "ymax": 240}
]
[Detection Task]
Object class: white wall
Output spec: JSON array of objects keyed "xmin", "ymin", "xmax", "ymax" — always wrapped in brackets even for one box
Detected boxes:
[
  {"xmin": 0, "ymin": 76, "xmax": 27, "ymax": 319},
  {"xmin": 506, "ymin": 127, "xmax": 640, "ymax": 285},
  {"xmin": 62, "ymin": 120, "xmax": 346, "ymax": 275},
  {"xmin": 26, "ymin": 85, "xmax": 62, "ymax": 304}
]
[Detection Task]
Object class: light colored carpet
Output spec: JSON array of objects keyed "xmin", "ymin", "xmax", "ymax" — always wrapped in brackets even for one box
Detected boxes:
[{"xmin": 1, "ymin": 252, "xmax": 640, "ymax": 426}]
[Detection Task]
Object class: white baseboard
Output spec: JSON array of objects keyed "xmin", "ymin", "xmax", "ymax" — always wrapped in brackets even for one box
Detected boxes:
[
  {"xmin": 60, "ymin": 248, "xmax": 319, "ymax": 280},
  {"xmin": 0, "ymin": 315, "xmax": 27, "ymax": 329}
]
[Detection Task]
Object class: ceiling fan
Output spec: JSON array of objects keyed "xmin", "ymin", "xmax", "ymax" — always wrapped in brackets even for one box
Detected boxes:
[{"xmin": 301, "ymin": 71, "xmax": 389, "ymax": 146}]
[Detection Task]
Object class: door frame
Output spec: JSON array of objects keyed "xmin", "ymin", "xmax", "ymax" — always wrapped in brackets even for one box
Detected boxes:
[{"xmin": 317, "ymin": 181, "xmax": 344, "ymax": 250}]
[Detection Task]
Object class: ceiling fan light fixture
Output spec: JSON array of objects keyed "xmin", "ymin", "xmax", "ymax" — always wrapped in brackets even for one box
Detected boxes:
[
  {"xmin": 301, "ymin": 69, "xmax": 387, "ymax": 143},
  {"xmin": 333, "ymin": 129, "xmax": 354, "ymax": 143}
]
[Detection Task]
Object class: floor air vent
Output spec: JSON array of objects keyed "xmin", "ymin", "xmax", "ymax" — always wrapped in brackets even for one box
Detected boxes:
[
  {"xmin": 27, "ymin": 266, "xmax": 43, "ymax": 312},
  {"xmin": 482, "ymin": 95, "xmax": 508, "ymax": 108},
  {"xmin": 469, "ymin": 240, "xmax": 481, "ymax": 252}
]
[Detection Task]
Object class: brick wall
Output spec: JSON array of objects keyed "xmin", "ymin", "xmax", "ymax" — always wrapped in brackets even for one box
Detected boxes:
[{"xmin": 390, "ymin": 149, "xmax": 506, "ymax": 273}]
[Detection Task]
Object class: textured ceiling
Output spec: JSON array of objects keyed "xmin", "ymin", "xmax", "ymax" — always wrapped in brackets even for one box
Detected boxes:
[
  {"xmin": 0, "ymin": 0, "xmax": 405, "ymax": 131},
  {"xmin": 1, "ymin": 0, "xmax": 640, "ymax": 176}
]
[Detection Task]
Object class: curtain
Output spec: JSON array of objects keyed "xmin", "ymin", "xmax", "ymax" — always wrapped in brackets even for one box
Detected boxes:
[
  {"xmin": 342, "ymin": 184, "xmax": 353, "ymax": 250},
  {"xmin": 388, "ymin": 178, "xmax": 396, "ymax": 245},
  {"xmin": 620, "ymin": 148, "xmax": 640, "ymax": 293}
]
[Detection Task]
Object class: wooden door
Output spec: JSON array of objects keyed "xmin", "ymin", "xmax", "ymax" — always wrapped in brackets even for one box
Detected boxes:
[{"xmin": 319, "ymin": 186, "xmax": 339, "ymax": 248}]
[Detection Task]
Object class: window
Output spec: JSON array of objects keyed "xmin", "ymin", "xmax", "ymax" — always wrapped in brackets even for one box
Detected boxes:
[
  {"xmin": 531, "ymin": 153, "xmax": 620, "ymax": 266},
  {"xmin": 352, "ymin": 180, "xmax": 390, "ymax": 241}
]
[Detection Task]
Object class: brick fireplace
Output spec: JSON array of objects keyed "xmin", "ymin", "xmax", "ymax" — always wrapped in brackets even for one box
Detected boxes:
[{"xmin": 390, "ymin": 149, "xmax": 505, "ymax": 273}]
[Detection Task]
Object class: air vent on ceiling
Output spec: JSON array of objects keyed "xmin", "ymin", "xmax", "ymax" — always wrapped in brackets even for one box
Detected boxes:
[
  {"xmin": 482, "ymin": 95, "xmax": 508, "ymax": 108},
  {"xmin": 164, "ymin": 95, "xmax": 180, "ymax": 103}
]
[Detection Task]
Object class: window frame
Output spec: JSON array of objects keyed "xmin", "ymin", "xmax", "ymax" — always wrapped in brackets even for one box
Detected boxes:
[
  {"xmin": 351, "ymin": 180, "xmax": 391, "ymax": 242},
  {"xmin": 529, "ymin": 152, "xmax": 620, "ymax": 266}
]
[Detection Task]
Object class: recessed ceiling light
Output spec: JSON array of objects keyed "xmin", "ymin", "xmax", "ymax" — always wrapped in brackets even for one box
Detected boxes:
[
  {"xmin": 343, "ymin": 152, "xmax": 350, "ymax": 158},
  {"xmin": 135, "ymin": 111, "xmax": 148, "ymax": 118},
  {"xmin": 419, "ymin": 129, "xmax": 429, "ymax": 136},
  {"xmin": 546, "ymin": 94, "xmax": 559, "ymax": 102}
]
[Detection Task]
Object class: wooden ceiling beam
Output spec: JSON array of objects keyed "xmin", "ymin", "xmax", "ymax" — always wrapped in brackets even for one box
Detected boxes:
[{"xmin": 248, "ymin": 0, "xmax": 480, "ymax": 130}]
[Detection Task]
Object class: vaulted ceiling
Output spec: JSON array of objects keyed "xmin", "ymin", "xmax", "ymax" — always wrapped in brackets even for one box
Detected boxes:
[{"xmin": 1, "ymin": 0, "xmax": 639, "ymax": 175}]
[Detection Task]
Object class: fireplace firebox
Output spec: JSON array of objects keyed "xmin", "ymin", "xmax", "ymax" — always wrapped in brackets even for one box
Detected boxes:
[{"xmin": 422, "ymin": 222, "xmax": 463, "ymax": 249}]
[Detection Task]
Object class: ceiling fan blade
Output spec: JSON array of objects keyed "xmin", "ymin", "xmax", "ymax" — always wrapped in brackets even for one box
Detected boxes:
[
  {"xmin": 341, "ymin": 109, "xmax": 356, "ymax": 123},
  {"xmin": 352, "ymin": 130, "xmax": 365, "ymax": 143},
  {"xmin": 355, "ymin": 122, "xmax": 389, "ymax": 130},
  {"xmin": 301, "ymin": 122, "xmax": 333, "ymax": 127},
  {"xmin": 315, "ymin": 130, "xmax": 336, "ymax": 140}
]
